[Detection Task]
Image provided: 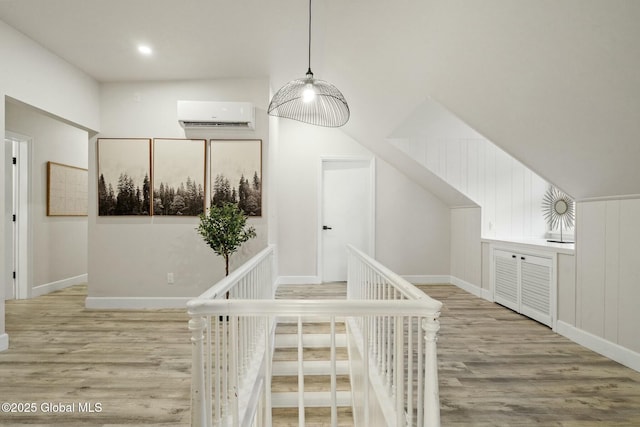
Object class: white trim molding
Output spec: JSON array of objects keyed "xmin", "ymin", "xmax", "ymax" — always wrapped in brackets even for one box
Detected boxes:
[
  {"xmin": 275, "ymin": 276, "xmax": 322, "ymax": 286},
  {"xmin": 32, "ymin": 274, "xmax": 88, "ymax": 298},
  {"xmin": 402, "ymin": 275, "xmax": 451, "ymax": 285},
  {"xmin": 0, "ymin": 333, "xmax": 8, "ymax": 352},
  {"xmin": 449, "ymin": 276, "xmax": 484, "ymax": 299},
  {"xmin": 85, "ymin": 297, "xmax": 191, "ymax": 310},
  {"xmin": 556, "ymin": 321, "xmax": 640, "ymax": 373}
]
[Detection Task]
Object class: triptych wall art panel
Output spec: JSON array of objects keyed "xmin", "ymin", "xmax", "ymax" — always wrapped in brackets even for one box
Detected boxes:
[
  {"xmin": 210, "ymin": 139, "xmax": 262, "ymax": 217},
  {"xmin": 47, "ymin": 161, "xmax": 88, "ymax": 216},
  {"xmin": 153, "ymin": 138, "xmax": 206, "ymax": 216},
  {"xmin": 97, "ymin": 138, "xmax": 151, "ymax": 216},
  {"xmin": 97, "ymin": 138, "xmax": 261, "ymax": 217}
]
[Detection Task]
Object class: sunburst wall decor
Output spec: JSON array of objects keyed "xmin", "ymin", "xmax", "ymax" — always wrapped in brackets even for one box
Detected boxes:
[{"xmin": 542, "ymin": 186, "xmax": 574, "ymax": 243}]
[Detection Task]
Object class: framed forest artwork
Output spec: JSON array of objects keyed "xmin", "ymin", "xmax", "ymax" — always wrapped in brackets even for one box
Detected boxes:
[
  {"xmin": 152, "ymin": 138, "xmax": 206, "ymax": 216},
  {"xmin": 210, "ymin": 139, "xmax": 262, "ymax": 216},
  {"xmin": 97, "ymin": 138, "xmax": 151, "ymax": 216}
]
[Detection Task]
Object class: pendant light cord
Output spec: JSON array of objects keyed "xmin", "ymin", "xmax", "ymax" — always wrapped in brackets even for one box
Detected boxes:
[{"xmin": 307, "ymin": 0, "xmax": 312, "ymax": 75}]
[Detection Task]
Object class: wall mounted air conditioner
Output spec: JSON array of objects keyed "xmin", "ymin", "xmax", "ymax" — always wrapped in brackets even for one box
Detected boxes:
[{"xmin": 177, "ymin": 101, "xmax": 255, "ymax": 130}]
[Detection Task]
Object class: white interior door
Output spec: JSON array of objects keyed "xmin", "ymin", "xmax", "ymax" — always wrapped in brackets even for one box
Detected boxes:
[
  {"xmin": 4, "ymin": 135, "xmax": 29, "ymax": 300},
  {"xmin": 4, "ymin": 138, "xmax": 15, "ymax": 300},
  {"xmin": 321, "ymin": 158, "xmax": 374, "ymax": 282}
]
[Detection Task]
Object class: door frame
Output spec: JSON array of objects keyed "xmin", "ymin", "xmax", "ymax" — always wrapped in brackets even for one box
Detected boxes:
[
  {"xmin": 5, "ymin": 132, "xmax": 31, "ymax": 300},
  {"xmin": 317, "ymin": 155, "xmax": 376, "ymax": 283}
]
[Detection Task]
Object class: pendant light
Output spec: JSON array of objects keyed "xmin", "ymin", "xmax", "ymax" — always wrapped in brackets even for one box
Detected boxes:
[{"xmin": 268, "ymin": 0, "xmax": 350, "ymax": 127}]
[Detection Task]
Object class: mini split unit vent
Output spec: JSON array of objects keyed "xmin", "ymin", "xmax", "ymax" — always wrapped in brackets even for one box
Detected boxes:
[{"xmin": 177, "ymin": 101, "xmax": 255, "ymax": 130}]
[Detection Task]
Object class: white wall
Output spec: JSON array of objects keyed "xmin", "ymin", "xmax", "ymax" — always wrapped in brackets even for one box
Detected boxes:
[
  {"xmin": 6, "ymin": 100, "xmax": 88, "ymax": 289},
  {"xmin": 389, "ymin": 99, "xmax": 549, "ymax": 240},
  {"xmin": 575, "ymin": 198, "xmax": 640, "ymax": 354},
  {"xmin": 0, "ymin": 19, "xmax": 100, "ymax": 347},
  {"xmin": 376, "ymin": 160, "xmax": 451, "ymax": 276},
  {"xmin": 450, "ymin": 207, "xmax": 482, "ymax": 290},
  {"xmin": 0, "ymin": 21, "xmax": 100, "ymax": 132},
  {"xmin": 276, "ymin": 119, "xmax": 451, "ymax": 280},
  {"xmin": 90, "ymin": 79, "xmax": 269, "ymax": 299}
]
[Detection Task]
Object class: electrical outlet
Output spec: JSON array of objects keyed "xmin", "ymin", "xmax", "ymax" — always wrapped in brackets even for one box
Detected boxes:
[{"xmin": 167, "ymin": 272, "xmax": 174, "ymax": 284}]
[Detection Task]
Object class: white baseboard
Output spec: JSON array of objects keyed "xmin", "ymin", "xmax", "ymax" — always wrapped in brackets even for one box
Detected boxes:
[
  {"xmin": 32, "ymin": 274, "xmax": 88, "ymax": 297},
  {"xmin": 556, "ymin": 321, "xmax": 640, "ymax": 373},
  {"xmin": 0, "ymin": 333, "xmax": 8, "ymax": 352},
  {"xmin": 402, "ymin": 275, "xmax": 451, "ymax": 284},
  {"xmin": 481, "ymin": 288, "xmax": 493, "ymax": 301},
  {"xmin": 85, "ymin": 296, "xmax": 191, "ymax": 310},
  {"xmin": 276, "ymin": 276, "xmax": 321, "ymax": 286},
  {"xmin": 449, "ymin": 276, "xmax": 484, "ymax": 299}
]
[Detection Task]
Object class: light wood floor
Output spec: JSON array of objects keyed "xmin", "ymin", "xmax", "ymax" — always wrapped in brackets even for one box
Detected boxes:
[
  {"xmin": 0, "ymin": 285, "xmax": 191, "ymax": 426},
  {"xmin": 1, "ymin": 283, "xmax": 640, "ymax": 426},
  {"xmin": 418, "ymin": 284, "xmax": 640, "ymax": 427}
]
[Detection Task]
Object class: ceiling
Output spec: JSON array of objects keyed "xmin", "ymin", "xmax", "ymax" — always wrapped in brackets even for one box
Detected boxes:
[
  {"xmin": 1, "ymin": 0, "xmax": 639, "ymax": 201},
  {"xmin": 0, "ymin": 0, "xmax": 308, "ymax": 82}
]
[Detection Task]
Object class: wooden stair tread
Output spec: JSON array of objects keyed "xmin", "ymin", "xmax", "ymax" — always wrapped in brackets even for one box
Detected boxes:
[
  {"xmin": 272, "ymin": 407, "xmax": 354, "ymax": 427},
  {"xmin": 271, "ymin": 375, "xmax": 351, "ymax": 392},
  {"xmin": 276, "ymin": 323, "xmax": 346, "ymax": 334},
  {"xmin": 273, "ymin": 347, "xmax": 349, "ymax": 361}
]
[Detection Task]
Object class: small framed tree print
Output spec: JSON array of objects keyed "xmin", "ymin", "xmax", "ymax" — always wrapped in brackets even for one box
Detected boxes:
[
  {"xmin": 210, "ymin": 139, "xmax": 262, "ymax": 216},
  {"xmin": 152, "ymin": 138, "xmax": 206, "ymax": 216},
  {"xmin": 97, "ymin": 138, "xmax": 151, "ymax": 216}
]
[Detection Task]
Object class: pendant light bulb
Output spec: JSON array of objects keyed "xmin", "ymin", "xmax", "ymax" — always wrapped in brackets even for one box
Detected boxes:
[{"xmin": 302, "ymin": 84, "xmax": 316, "ymax": 103}]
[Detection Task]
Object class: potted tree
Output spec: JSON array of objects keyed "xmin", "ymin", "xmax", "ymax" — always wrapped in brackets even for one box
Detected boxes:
[{"xmin": 197, "ymin": 202, "xmax": 257, "ymax": 278}]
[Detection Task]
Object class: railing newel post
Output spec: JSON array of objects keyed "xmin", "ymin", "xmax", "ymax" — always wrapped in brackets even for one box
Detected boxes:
[
  {"xmin": 423, "ymin": 314, "xmax": 442, "ymax": 427},
  {"xmin": 189, "ymin": 316, "xmax": 207, "ymax": 427}
]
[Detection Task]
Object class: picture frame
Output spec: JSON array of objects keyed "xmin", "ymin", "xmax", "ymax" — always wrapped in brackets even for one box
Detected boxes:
[
  {"xmin": 152, "ymin": 138, "xmax": 206, "ymax": 216},
  {"xmin": 46, "ymin": 161, "xmax": 88, "ymax": 216},
  {"xmin": 97, "ymin": 138, "xmax": 152, "ymax": 216},
  {"xmin": 210, "ymin": 139, "xmax": 262, "ymax": 217}
]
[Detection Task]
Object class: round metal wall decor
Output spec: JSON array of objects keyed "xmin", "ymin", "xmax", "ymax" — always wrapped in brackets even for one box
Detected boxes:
[{"xmin": 542, "ymin": 186, "xmax": 574, "ymax": 243}]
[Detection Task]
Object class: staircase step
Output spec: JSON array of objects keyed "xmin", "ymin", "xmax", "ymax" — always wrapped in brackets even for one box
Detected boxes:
[
  {"xmin": 276, "ymin": 322, "xmax": 346, "ymax": 334},
  {"xmin": 273, "ymin": 347, "xmax": 349, "ymax": 362},
  {"xmin": 271, "ymin": 375, "xmax": 351, "ymax": 393},
  {"xmin": 275, "ymin": 333, "xmax": 347, "ymax": 348},
  {"xmin": 272, "ymin": 360, "xmax": 349, "ymax": 376},
  {"xmin": 272, "ymin": 407, "xmax": 354, "ymax": 427},
  {"xmin": 271, "ymin": 391, "xmax": 352, "ymax": 408}
]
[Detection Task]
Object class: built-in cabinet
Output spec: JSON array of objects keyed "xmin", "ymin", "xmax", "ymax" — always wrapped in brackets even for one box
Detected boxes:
[{"xmin": 492, "ymin": 247, "xmax": 556, "ymax": 328}]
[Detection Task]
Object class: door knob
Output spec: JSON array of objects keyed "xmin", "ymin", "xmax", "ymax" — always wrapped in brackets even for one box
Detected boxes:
[{"xmin": 323, "ymin": 225, "xmax": 332, "ymax": 230}]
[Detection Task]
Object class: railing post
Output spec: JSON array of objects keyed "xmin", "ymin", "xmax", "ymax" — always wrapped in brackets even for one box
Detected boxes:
[
  {"xmin": 230, "ymin": 316, "xmax": 240, "ymax": 427},
  {"xmin": 189, "ymin": 316, "xmax": 207, "ymax": 427},
  {"xmin": 394, "ymin": 316, "xmax": 404, "ymax": 426},
  {"xmin": 423, "ymin": 314, "xmax": 441, "ymax": 427},
  {"xmin": 264, "ymin": 316, "xmax": 273, "ymax": 427}
]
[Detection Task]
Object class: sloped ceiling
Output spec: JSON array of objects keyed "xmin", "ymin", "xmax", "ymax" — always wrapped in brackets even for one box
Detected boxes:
[
  {"xmin": 410, "ymin": 0, "xmax": 640, "ymax": 200},
  {"xmin": 1, "ymin": 0, "xmax": 638, "ymax": 201}
]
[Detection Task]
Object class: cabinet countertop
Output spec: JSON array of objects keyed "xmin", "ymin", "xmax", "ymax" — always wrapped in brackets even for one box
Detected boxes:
[{"xmin": 482, "ymin": 237, "xmax": 575, "ymax": 255}]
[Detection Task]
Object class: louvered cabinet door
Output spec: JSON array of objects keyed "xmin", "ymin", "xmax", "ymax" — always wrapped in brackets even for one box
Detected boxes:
[
  {"xmin": 493, "ymin": 250, "xmax": 519, "ymax": 312},
  {"xmin": 519, "ymin": 255, "xmax": 553, "ymax": 326}
]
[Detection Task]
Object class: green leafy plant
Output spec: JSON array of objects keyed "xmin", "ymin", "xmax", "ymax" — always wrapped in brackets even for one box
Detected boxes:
[{"xmin": 197, "ymin": 202, "xmax": 257, "ymax": 276}]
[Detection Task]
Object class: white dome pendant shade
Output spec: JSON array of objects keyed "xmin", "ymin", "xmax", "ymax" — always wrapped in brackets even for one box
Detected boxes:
[{"xmin": 267, "ymin": 0, "xmax": 350, "ymax": 127}]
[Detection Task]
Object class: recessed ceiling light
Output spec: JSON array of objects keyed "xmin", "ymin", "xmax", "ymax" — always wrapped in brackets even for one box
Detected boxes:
[{"xmin": 137, "ymin": 45, "xmax": 153, "ymax": 56}]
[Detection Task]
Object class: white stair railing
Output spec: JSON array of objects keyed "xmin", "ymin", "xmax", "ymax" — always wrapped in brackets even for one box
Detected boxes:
[
  {"xmin": 188, "ymin": 244, "xmax": 443, "ymax": 427},
  {"xmin": 189, "ymin": 245, "xmax": 276, "ymax": 427},
  {"xmin": 346, "ymin": 245, "xmax": 443, "ymax": 427},
  {"xmin": 189, "ymin": 300, "xmax": 441, "ymax": 427}
]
